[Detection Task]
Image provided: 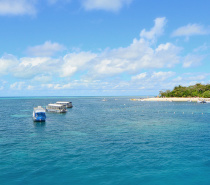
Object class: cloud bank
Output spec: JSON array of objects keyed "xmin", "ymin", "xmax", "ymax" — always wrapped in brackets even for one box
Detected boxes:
[
  {"xmin": 172, "ymin": 24, "xmax": 210, "ymax": 37},
  {"xmin": 0, "ymin": 17, "xmax": 209, "ymax": 95},
  {"xmin": 81, "ymin": 0, "xmax": 133, "ymax": 12},
  {"xmin": 0, "ymin": 0, "xmax": 36, "ymax": 15}
]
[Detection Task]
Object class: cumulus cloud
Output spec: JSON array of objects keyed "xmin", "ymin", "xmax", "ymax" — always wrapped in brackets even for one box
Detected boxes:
[
  {"xmin": 32, "ymin": 75, "xmax": 52, "ymax": 83},
  {"xmin": 10, "ymin": 82, "xmax": 25, "ymax": 90},
  {"xmin": 47, "ymin": 0, "xmax": 71, "ymax": 5},
  {"xmin": 140, "ymin": 17, "xmax": 167, "ymax": 41},
  {"xmin": 172, "ymin": 24, "xmax": 210, "ymax": 37},
  {"xmin": 5, "ymin": 17, "xmax": 181, "ymax": 81},
  {"xmin": 82, "ymin": 0, "xmax": 132, "ymax": 12},
  {"xmin": 61, "ymin": 52, "xmax": 97, "ymax": 77},
  {"xmin": 26, "ymin": 41, "xmax": 65, "ymax": 57},
  {"xmin": 12, "ymin": 57, "xmax": 60, "ymax": 79},
  {"xmin": 131, "ymin": 72, "xmax": 147, "ymax": 81},
  {"xmin": 0, "ymin": 54, "xmax": 18, "ymax": 75},
  {"xmin": 1, "ymin": 17, "xmax": 208, "ymax": 95},
  {"xmin": 182, "ymin": 55, "xmax": 204, "ymax": 68},
  {"xmin": 87, "ymin": 39, "xmax": 181, "ymax": 79},
  {"xmin": 0, "ymin": 0, "xmax": 36, "ymax": 16},
  {"xmin": 151, "ymin": 71, "xmax": 175, "ymax": 81}
]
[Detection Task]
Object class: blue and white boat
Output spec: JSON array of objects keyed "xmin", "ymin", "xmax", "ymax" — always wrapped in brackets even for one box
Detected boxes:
[{"xmin": 33, "ymin": 106, "xmax": 46, "ymax": 122}]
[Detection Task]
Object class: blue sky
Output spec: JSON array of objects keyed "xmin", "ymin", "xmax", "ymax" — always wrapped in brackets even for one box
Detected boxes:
[{"xmin": 0, "ymin": 0, "xmax": 210, "ymax": 96}]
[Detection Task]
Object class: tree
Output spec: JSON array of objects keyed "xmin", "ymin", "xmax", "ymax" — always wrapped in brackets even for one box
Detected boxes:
[
  {"xmin": 202, "ymin": 91, "xmax": 210, "ymax": 98},
  {"xmin": 158, "ymin": 84, "xmax": 210, "ymax": 97}
]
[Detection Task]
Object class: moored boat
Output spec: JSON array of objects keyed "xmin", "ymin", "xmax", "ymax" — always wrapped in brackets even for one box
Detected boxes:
[
  {"xmin": 46, "ymin": 104, "xmax": 67, "ymax": 113},
  {"xmin": 56, "ymin": 101, "xmax": 73, "ymax": 108},
  {"xmin": 197, "ymin": 100, "xmax": 206, "ymax": 103},
  {"xmin": 33, "ymin": 106, "xmax": 46, "ymax": 122}
]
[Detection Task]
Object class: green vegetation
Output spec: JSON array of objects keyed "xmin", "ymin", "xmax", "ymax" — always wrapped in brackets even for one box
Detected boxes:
[{"xmin": 159, "ymin": 83, "xmax": 210, "ymax": 98}]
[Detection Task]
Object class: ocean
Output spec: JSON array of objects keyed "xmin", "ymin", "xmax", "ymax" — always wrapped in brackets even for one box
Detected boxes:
[{"xmin": 0, "ymin": 97, "xmax": 210, "ymax": 185}]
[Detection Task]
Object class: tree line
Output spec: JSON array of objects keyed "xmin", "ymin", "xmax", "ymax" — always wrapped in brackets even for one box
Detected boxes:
[{"xmin": 159, "ymin": 83, "xmax": 210, "ymax": 98}]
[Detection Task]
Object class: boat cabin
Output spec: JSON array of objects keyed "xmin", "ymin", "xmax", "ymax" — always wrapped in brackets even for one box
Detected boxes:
[
  {"xmin": 46, "ymin": 104, "xmax": 67, "ymax": 113},
  {"xmin": 56, "ymin": 101, "xmax": 73, "ymax": 108}
]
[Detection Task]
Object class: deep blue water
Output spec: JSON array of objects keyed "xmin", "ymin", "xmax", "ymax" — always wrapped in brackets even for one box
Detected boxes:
[{"xmin": 0, "ymin": 97, "xmax": 210, "ymax": 185}]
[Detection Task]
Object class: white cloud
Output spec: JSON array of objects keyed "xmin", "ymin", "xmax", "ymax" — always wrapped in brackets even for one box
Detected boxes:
[
  {"xmin": 27, "ymin": 85, "xmax": 35, "ymax": 90},
  {"xmin": 182, "ymin": 55, "xmax": 203, "ymax": 68},
  {"xmin": 33, "ymin": 75, "xmax": 52, "ymax": 83},
  {"xmin": 187, "ymin": 75, "xmax": 206, "ymax": 81},
  {"xmin": 87, "ymin": 39, "xmax": 181, "ymax": 79},
  {"xmin": 140, "ymin": 17, "xmax": 167, "ymax": 41},
  {"xmin": 61, "ymin": 52, "xmax": 97, "ymax": 77},
  {"xmin": 193, "ymin": 43, "xmax": 208, "ymax": 52},
  {"xmin": 26, "ymin": 41, "xmax": 65, "ymax": 57},
  {"xmin": 10, "ymin": 82, "xmax": 25, "ymax": 90},
  {"xmin": 0, "ymin": 54, "xmax": 18, "ymax": 75},
  {"xmin": 1, "ymin": 17, "xmax": 208, "ymax": 95},
  {"xmin": 151, "ymin": 71, "xmax": 175, "ymax": 81},
  {"xmin": 12, "ymin": 57, "xmax": 60, "ymax": 79},
  {"xmin": 0, "ymin": 0, "xmax": 36, "ymax": 16},
  {"xmin": 82, "ymin": 0, "xmax": 132, "ymax": 12},
  {"xmin": 131, "ymin": 72, "xmax": 147, "ymax": 81},
  {"xmin": 47, "ymin": 0, "xmax": 71, "ymax": 5},
  {"xmin": 172, "ymin": 24, "xmax": 209, "ymax": 37}
]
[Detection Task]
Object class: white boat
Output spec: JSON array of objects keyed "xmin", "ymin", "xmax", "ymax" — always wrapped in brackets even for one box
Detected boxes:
[
  {"xmin": 197, "ymin": 100, "xmax": 206, "ymax": 103},
  {"xmin": 46, "ymin": 104, "xmax": 67, "ymax": 113},
  {"xmin": 33, "ymin": 106, "xmax": 46, "ymax": 122},
  {"xmin": 206, "ymin": 101, "xmax": 210, "ymax": 103},
  {"xmin": 56, "ymin": 101, "xmax": 73, "ymax": 108}
]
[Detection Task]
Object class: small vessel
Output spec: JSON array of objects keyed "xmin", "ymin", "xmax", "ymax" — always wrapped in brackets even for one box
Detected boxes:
[
  {"xmin": 56, "ymin": 101, "xmax": 73, "ymax": 108},
  {"xmin": 46, "ymin": 104, "xmax": 67, "ymax": 113},
  {"xmin": 197, "ymin": 100, "xmax": 206, "ymax": 103},
  {"xmin": 33, "ymin": 106, "xmax": 46, "ymax": 122}
]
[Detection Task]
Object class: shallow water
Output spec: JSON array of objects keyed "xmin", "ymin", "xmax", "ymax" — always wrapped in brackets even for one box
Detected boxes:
[{"xmin": 0, "ymin": 97, "xmax": 210, "ymax": 185}]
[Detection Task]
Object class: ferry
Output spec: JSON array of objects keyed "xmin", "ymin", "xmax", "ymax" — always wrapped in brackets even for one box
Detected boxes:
[
  {"xmin": 33, "ymin": 106, "xmax": 46, "ymax": 122},
  {"xmin": 56, "ymin": 101, "xmax": 73, "ymax": 108},
  {"xmin": 46, "ymin": 104, "xmax": 67, "ymax": 113}
]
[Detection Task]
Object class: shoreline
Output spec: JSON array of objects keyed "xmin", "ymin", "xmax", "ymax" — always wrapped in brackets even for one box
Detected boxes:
[{"xmin": 130, "ymin": 97, "xmax": 210, "ymax": 102}]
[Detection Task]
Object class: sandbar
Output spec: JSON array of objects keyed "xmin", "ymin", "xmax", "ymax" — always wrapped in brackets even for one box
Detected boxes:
[{"xmin": 130, "ymin": 97, "xmax": 210, "ymax": 102}]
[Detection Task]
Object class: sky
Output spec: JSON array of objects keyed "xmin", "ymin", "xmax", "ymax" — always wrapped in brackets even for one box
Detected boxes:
[{"xmin": 0, "ymin": 0, "xmax": 210, "ymax": 96}]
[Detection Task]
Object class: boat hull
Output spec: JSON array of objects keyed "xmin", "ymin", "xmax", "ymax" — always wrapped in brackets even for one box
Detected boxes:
[
  {"xmin": 33, "ymin": 117, "xmax": 46, "ymax": 122},
  {"xmin": 46, "ymin": 108, "xmax": 67, "ymax": 113}
]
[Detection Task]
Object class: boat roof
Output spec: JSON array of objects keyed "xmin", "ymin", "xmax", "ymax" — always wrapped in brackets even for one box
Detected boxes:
[
  {"xmin": 56, "ymin": 101, "xmax": 71, "ymax": 104},
  {"xmin": 48, "ymin": 103, "xmax": 66, "ymax": 107},
  {"xmin": 34, "ymin": 106, "xmax": 46, "ymax": 113}
]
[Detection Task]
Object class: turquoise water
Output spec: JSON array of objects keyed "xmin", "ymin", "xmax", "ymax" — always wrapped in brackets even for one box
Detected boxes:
[{"xmin": 0, "ymin": 97, "xmax": 210, "ymax": 185}]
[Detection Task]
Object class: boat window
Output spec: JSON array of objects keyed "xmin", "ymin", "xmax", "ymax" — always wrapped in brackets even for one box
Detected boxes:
[{"xmin": 36, "ymin": 113, "xmax": 46, "ymax": 117}]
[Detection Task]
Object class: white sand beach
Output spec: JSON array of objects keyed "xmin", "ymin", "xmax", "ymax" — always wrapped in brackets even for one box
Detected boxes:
[{"xmin": 130, "ymin": 97, "xmax": 210, "ymax": 102}]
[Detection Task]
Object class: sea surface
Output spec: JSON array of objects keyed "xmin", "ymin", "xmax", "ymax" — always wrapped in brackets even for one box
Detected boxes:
[{"xmin": 0, "ymin": 96, "xmax": 210, "ymax": 185}]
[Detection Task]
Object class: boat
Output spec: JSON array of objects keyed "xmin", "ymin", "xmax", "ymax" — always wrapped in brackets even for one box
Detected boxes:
[
  {"xmin": 46, "ymin": 104, "xmax": 67, "ymax": 113},
  {"xmin": 197, "ymin": 100, "xmax": 206, "ymax": 103},
  {"xmin": 56, "ymin": 101, "xmax": 73, "ymax": 108},
  {"xmin": 33, "ymin": 106, "xmax": 46, "ymax": 122}
]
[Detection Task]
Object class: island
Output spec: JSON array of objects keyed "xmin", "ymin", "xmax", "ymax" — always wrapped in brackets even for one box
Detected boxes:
[{"xmin": 131, "ymin": 83, "xmax": 210, "ymax": 102}]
